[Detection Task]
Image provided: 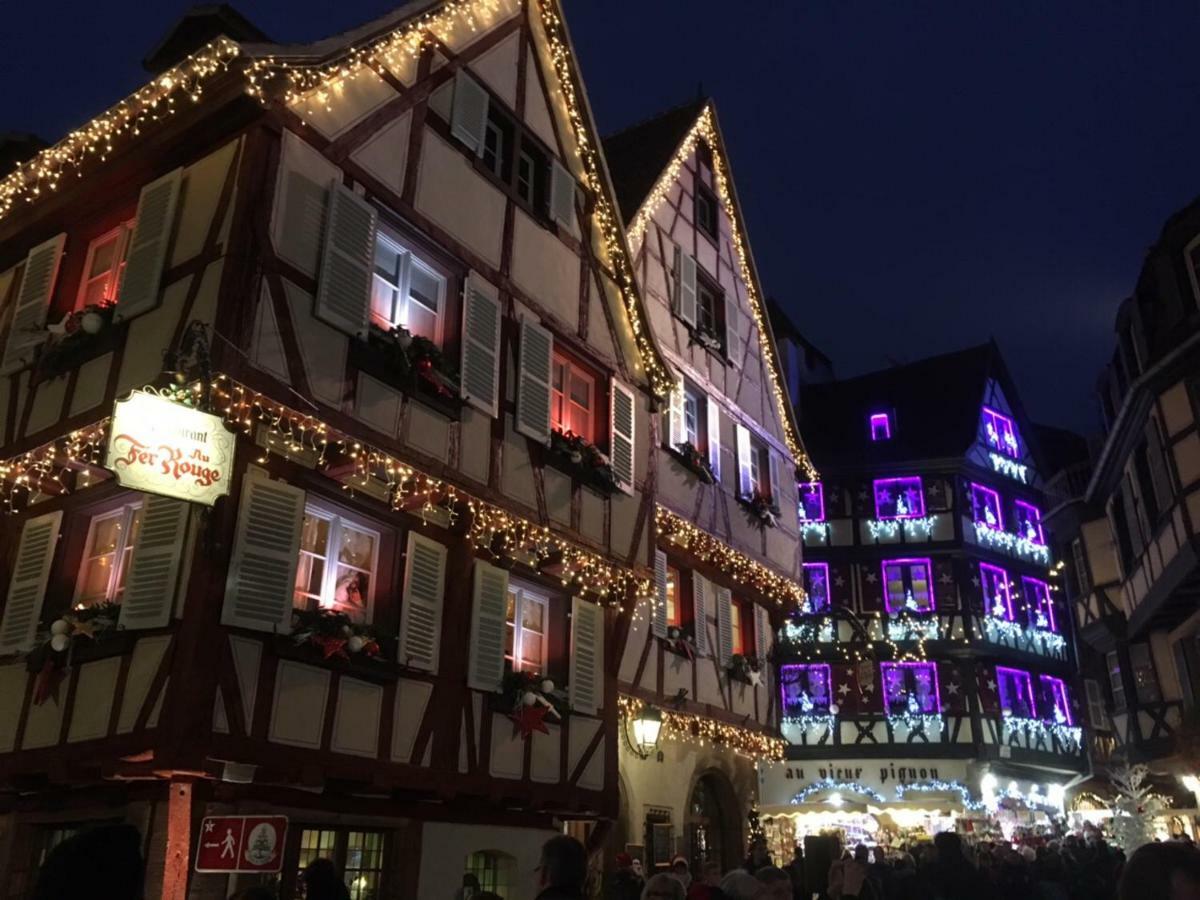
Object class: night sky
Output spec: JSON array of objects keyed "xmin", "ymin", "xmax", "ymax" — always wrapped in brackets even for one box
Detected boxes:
[{"xmin": 5, "ymin": 1, "xmax": 1200, "ymax": 434}]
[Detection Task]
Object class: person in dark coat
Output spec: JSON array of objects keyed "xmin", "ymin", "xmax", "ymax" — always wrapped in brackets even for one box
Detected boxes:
[
  {"xmin": 1117, "ymin": 841, "xmax": 1200, "ymax": 900},
  {"xmin": 610, "ymin": 852, "xmax": 644, "ymax": 900},
  {"xmin": 535, "ymin": 835, "xmax": 588, "ymax": 900}
]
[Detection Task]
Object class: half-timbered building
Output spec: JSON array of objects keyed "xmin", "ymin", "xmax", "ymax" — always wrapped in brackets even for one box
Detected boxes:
[
  {"xmin": 0, "ymin": 1, "xmax": 683, "ymax": 897},
  {"xmin": 601, "ymin": 101, "xmax": 812, "ymax": 873},
  {"xmin": 758, "ymin": 340, "xmax": 1087, "ymax": 848}
]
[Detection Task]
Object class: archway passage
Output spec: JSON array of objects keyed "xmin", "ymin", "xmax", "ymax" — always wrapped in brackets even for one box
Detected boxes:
[{"xmin": 687, "ymin": 772, "xmax": 741, "ymax": 874}]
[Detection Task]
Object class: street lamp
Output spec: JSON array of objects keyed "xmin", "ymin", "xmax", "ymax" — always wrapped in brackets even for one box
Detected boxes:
[{"xmin": 628, "ymin": 705, "xmax": 663, "ymax": 759}]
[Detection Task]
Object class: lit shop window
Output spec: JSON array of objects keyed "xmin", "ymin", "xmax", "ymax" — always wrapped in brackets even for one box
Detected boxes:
[
  {"xmin": 293, "ymin": 507, "xmax": 380, "ymax": 622},
  {"xmin": 881, "ymin": 558, "xmax": 934, "ymax": 614},
  {"xmin": 981, "ymin": 406, "xmax": 1020, "ymax": 457},
  {"xmin": 75, "ymin": 500, "xmax": 143, "ymax": 607},
  {"xmin": 873, "ymin": 476, "xmax": 924, "ymax": 519}
]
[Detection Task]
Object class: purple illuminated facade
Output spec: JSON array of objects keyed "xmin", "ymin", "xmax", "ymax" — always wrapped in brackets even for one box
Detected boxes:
[
  {"xmin": 801, "ymin": 562, "xmax": 831, "ymax": 612},
  {"xmin": 980, "ymin": 562, "xmax": 1013, "ymax": 619},
  {"xmin": 970, "ymin": 482, "xmax": 1004, "ymax": 529},
  {"xmin": 881, "ymin": 558, "xmax": 934, "ymax": 613},
  {"xmin": 1021, "ymin": 576, "xmax": 1056, "ymax": 631},
  {"xmin": 982, "ymin": 406, "xmax": 1020, "ymax": 457},
  {"xmin": 881, "ymin": 661, "xmax": 942, "ymax": 715},
  {"xmin": 1014, "ymin": 500, "xmax": 1045, "ymax": 545},
  {"xmin": 869, "ymin": 412, "xmax": 892, "ymax": 441},
  {"xmin": 997, "ymin": 666, "xmax": 1037, "ymax": 718},
  {"xmin": 873, "ymin": 476, "xmax": 925, "ymax": 519},
  {"xmin": 798, "ymin": 482, "xmax": 825, "ymax": 522},
  {"xmin": 780, "ymin": 663, "xmax": 833, "ymax": 718},
  {"xmin": 1040, "ymin": 675, "xmax": 1073, "ymax": 725}
]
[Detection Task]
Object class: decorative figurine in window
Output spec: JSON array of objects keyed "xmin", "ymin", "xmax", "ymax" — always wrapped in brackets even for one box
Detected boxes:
[{"xmin": 906, "ymin": 693, "xmax": 920, "ymax": 715}]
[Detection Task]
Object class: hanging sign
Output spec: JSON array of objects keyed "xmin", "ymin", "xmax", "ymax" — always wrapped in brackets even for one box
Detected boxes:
[
  {"xmin": 105, "ymin": 390, "xmax": 235, "ymax": 506},
  {"xmin": 195, "ymin": 815, "xmax": 288, "ymax": 873}
]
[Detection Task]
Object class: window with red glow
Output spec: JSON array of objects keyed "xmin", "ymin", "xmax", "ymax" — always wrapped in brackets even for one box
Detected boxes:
[
  {"xmin": 551, "ymin": 353, "xmax": 595, "ymax": 443},
  {"xmin": 76, "ymin": 223, "xmax": 134, "ymax": 309},
  {"xmin": 730, "ymin": 602, "xmax": 745, "ymax": 656},
  {"xmin": 665, "ymin": 563, "xmax": 682, "ymax": 628}
]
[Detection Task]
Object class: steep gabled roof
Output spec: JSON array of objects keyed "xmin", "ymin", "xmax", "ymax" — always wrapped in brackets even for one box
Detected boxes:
[
  {"xmin": 601, "ymin": 99, "xmax": 815, "ymax": 476},
  {"xmin": 601, "ymin": 99, "xmax": 707, "ymax": 224},
  {"xmin": 798, "ymin": 343, "xmax": 1003, "ymax": 468}
]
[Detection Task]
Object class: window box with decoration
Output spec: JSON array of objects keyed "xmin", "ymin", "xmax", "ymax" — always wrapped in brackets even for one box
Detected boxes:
[
  {"xmin": 546, "ymin": 428, "xmax": 618, "ymax": 494},
  {"xmin": 735, "ymin": 425, "xmax": 782, "ymax": 529},
  {"xmin": 726, "ymin": 652, "xmax": 765, "ymax": 685},
  {"xmin": 667, "ymin": 441, "xmax": 716, "ymax": 485},
  {"xmin": 31, "ymin": 303, "xmax": 123, "ymax": 385},
  {"xmin": 356, "ymin": 324, "xmax": 463, "ymax": 419}
]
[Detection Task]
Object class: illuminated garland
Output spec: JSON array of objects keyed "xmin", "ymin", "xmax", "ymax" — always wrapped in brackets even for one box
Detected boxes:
[
  {"xmin": 800, "ymin": 521, "xmax": 830, "ymax": 541},
  {"xmin": 894, "ymin": 780, "xmax": 985, "ymax": 811},
  {"xmin": 656, "ymin": 507, "xmax": 806, "ymax": 607},
  {"xmin": 782, "ymin": 618, "xmax": 835, "ymax": 643},
  {"xmin": 619, "ymin": 695, "xmax": 784, "ymax": 762},
  {"xmin": 0, "ymin": 39, "xmax": 241, "ymax": 220},
  {"xmin": 973, "ymin": 521, "xmax": 1051, "ymax": 566},
  {"xmin": 791, "ymin": 780, "xmax": 885, "ymax": 805},
  {"xmin": 1002, "ymin": 716, "xmax": 1082, "ymax": 750},
  {"xmin": 0, "ymin": 376, "xmax": 653, "ymax": 612},
  {"xmin": 885, "ymin": 615, "xmax": 941, "ymax": 642},
  {"xmin": 886, "ymin": 712, "xmax": 945, "ymax": 735},
  {"xmin": 866, "ymin": 516, "xmax": 938, "ymax": 541},
  {"xmin": 781, "ymin": 714, "xmax": 837, "ymax": 734},
  {"xmin": 623, "ymin": 105, "xmax": 814, "ymax": 478},
  {"xmin": 981, "ymin": 616, "xmax": 1066, "ymax": 654},
  {"xmin": 989, "ymin": 453, "xmax": 1029, "ymax": 484}
]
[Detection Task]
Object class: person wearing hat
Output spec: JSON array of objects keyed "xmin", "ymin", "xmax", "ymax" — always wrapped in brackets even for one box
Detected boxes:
[
  {"xmin": 669, "ymin": 855, "xmax": 693, "ymax": 891},
  {"xmin": 609, "ymin": 852, "xmax": 644, "ymax": 900}
]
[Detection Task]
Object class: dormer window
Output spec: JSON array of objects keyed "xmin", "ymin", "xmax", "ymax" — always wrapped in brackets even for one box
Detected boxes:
[
  {"xmin": 798, "ymin": 482, "xmax": 824, "ymax": 522},
  {"xmin": 981, "ymin": 407, "xmax": 1019, "ymax": 457},
  {"xmin": 869, "ymin": 412, "xmax": 893, "ymax": 441},
  {"xmin": 1014, "ymin": 500, "xmax": 1045, "ymax": 545},
  {"xmin": 695, "ymin": 181, "xmax": 719, "ymax": 241},
  {"xmin": 873, "ymin": 476, "xmax": 924, "ymax": 519}
]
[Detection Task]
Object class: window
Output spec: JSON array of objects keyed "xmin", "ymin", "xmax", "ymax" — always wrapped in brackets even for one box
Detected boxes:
[
  {"xmin": 482, "ymin": 108, "xmax": 512, "ymax": 180},
  {"xmin": 505, "ymin": 582, "xmax": 548, "ymax": 672},
  {"xmin": 1071, "ymin": 539, "xmax": 1091, "ymax": 593},
  {"xmin": 873, "ymin": 477, "xmax": 924, "ymax": 519},
  {"xmin": 695, "ymin": 181, "xmax": 719, "ymax": 241},
  {"xmin": 881, "ymin": 558, "xmax": 934, "ymax": 614},
  {"xmin": 665, "ymin": 563, "xmax": 682, "ymax": 628},
  {"xmin": 1021, "ymin": 576, "xmax": 1056, "ymax": 631},
  {"xmin": 75, "ymin": 500, "xmax": 143, "ymax": 607},
  {"xmin": 869, "ymin": 412, "xmax": 893, "ymax": 441},
  {"xmin": 980, "ymin": 563, "xmax": 1013, "ymax": 620},
  {"xmin": 1039, "ymin": 675, "xmax": 1073, "ymax": 725},
  {"xmin": 780, "ymin": 664, "xmax": 832, "ymax": 718},
  {"xmin": 293, "ymin": 506, "xmax": 380, "ymax": 622},
  {"xmin": 730, "ymin": 601, "xmax": 745, "ymax": 656},
  {"xmin": 695, "ymin": 272, "xmax": 724, "ymax": 345},
  {"xmin": 471, "ymin": 101, "xmax": 554, "ymax": 219},
  {"xmin": 550, "ymin": 352, "xmax": 597, "ymax": 443},
  {"xmin": 516, "ymin": 143, "xmax": 548, "ymax": 209},
  {"xmin": 981, "ymin": 407, "xmax": 1019, "ymax": 457},
  {"xmin": 798, "ymin": 482, "xmax": 825, "ymax": 522},
  {"xmin": 76, "ymin": 223, "xmax": 133, "ymax": 309},
  {"xmin": 1084, "ymin": 678, "xmax": 1110, "ymax": 729},
  {"xmin": 295, "ymin": 828, "xmax": 385, "ymax": 900},
  {"xmin": 747, "ymin": 437, "xmax": 771, "ymax": 498},
  {"xmin": 996, "ymin": 666, "xmax": 1036, "ymax": 718},
  {"xmin": 1014, "ymin": 500, "xmax": 1045, "ymax": 545},
  {"xmin": 371, "ymin": 234, "xmax": 447, "ymax": 345},
  {"xmin": 466, "ymin": 851, "xmax": 516, "ymax": 899},
  {"xmin": 801, "ymin": 563, "xmax": 831, "ymax": 613},
  {"xmin": 682, "ymin": 383, "xmax": 707, "ymax": 452},
  {"xmin": 1106, "ymin": 650, "xmax": 1126, "ymax": 710},
  {"xmin": 880, "ymin": 661, "xmax": 940, "ymax": 715},
  {"xmin": 969, "ymin": 483, "xmax": 1003, "ymax": 529},
  {"xmin": 1129, "ymin": 643, "xmax": 1161, "ymax": 704}
]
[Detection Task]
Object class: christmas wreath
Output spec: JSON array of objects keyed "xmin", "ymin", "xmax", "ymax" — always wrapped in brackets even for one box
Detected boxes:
[
  {"xmin": 289, "ymin": 608, "xmax": 382, "ymax": 661},
  {"xmin": 27, "ymin": 602, "xmax": 122, "ymax": 706},
  {"xmin": 501, "ymin": 669, "xmax": 566, "ymax": 738}
]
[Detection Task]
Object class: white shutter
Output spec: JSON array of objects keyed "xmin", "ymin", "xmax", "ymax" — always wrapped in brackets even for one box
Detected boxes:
[
  {"xmin": 117, "ymin": 495, "xmax": 189, "ymax": 630},
  {"xmin": 611, "ymin": 379, "xmax": 636, "ymax": 494},
  {"xmin": 467, "ymin": 560, "xmax": 509, "ymax": 691},
  {"xmin": 2, "ymin": 234, "xmax": 65, "ymax": 373},
  {"xmin": 516, "ymin": 317, "xmax": 553, "ymax": 444},
  {"xmin": 667, "ymin": 380, "xmax": 685, "ymax": 450},
  {"xmin": 460, "ymin": 273, "xmax": 502, "ymax": 416},
  {"xmin": 451, "ymin": 70, "xmax": 489, "ymax": 154},
  {"xmin": 716, "ymin": 585, "xmax": 733, "ymax": 666},
  {"xmin": 221, "ymin": 474, "xmax": 305, "ymax": 633},
  {"xmin": 115, "ymin": 168, "xmax": 183, "ymax": 322},
  {"xmin": 314, "ymin": 181, "xmax": 377, "ymax": 339},
  {"xmin": 549, "ymin": 160, "xmax": 576, "ymax": 230},
  {"xmin": 652, "ymin": 550, "xmax": 669, "ymax": 639},
  {"xmin": 569, "ymin": 596, "xmax": 604, "ymax": 715},
  {"xmin": 693, "ymin": 572, "xmax": 710, "ymax": 658},
  {"xmin": 706, "ymin": 396, "xmax": 722, "ymax": 479},
  {"xmin": 754, "ymin": 604, "xmax": 772, "ymax": 665},
  {"xmin": 768, "ymin": 450, "xmax": 781, "ymax": 506},
  {"xmin": 736, "ymin": 423, "xmax": 754, "ymax": 498},
  {"xmin": 678, "ymin": 252, "xmax": 697, "ymax": 326},
  {"xmin": 0, "ymin": 511, "xmax": 61, "ymax": 653},
  {"xmin": 398, "ymin": 532, "xmax": 448, "ymax": 672},
  {"xmin": 725, "ymin": 295, "xmax": 742, "ymax": 367}
]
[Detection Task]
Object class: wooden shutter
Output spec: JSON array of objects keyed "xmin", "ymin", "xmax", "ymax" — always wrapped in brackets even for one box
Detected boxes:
[
  {"xmin": 725, "ymin": 296, "xmax": 742, "ymax": 366},
  {"xmin": 115, "ymin": 168, "xmax": 183, "ymax": 322},
  {"xmin": 549, "ymin": 160, "xmax": 575, "ymax": 230},
  {"xmin": 118, "ymin": 495, "xmax": 190, "ymax": 630},
  {"xmin": 768, "ymin": 450, "xmax": 781, "ymax": 505},
  {"xmin": 516, "ymin": 317, "xmax": 553, "ymax": 444},
  {"xmin": 467, "ymin": 560, "xmax": 509, "ymax": 691},
  {"xmin": 706, "ymin": 396, "xmax": 722, "ymax": 479},
  {"xmin": 735, "ymin": 423, "xmax": 754, "ymax": 498},
  {"xmin": 398, "ymin": 531, "xmax": 448, "ymax": 672},
  {"xmin": 0, "ymin": 511, "xmax": 61, "ymax": 654},
  {"xmin": 314, "ymin": 181, "xmax": 377, "ymax": 339},
  {"xmin": 693, "ymin": 572, "xmax": 710, "ymax": 658},
  {"xmin": 569, "ymin": 596, "xmax": 604, "ymax": 714},
  {"xmin": 716, "ymin": 585, "xmax": 733, "ymax": 666},
  {"xmin": 667, "ymin": 379, "xmax": 685, "ymax": 450},
  {"xmin": 451, "ymin": 70, "xmax": 489, "ymax": 154},
  {"xmin": 611, "ymin": 379, "xmax": 636, "ymax": 494},
  {"xmin": 652, "ymin": 550, "xmax": 669, "ymax": 639},
  {"xmin": 221, "ymin": 474, "xmax": 305, "ymax": 633},
  {"xmin": 2, "ymin": 234, "xmax": 65, "ymax": 373},
  {"xmin": 754, "ymin": 604, "xmax": 772, "ymax": 664},
  {"xmin": 460, "ymin": 273, "xmax": 502, "ymax": 416},
  {"xmin": 678, "ymin": 252, "xmax": 698, "ymax": 326}
]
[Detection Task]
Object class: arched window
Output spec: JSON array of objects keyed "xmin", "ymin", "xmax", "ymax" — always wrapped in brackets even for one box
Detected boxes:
[
  {"xmin": 465, "ymin": 850, "xmax": 516, "ymax": 899},
  {"xmin": 687, "ymin": 773, "xmax": 740, "ymax": 873}
]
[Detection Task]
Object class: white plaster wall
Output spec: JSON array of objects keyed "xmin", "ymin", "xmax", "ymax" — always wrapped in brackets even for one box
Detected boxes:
[{"xmin": 419, "ymin": 822, "xmax": 557, "ymax": 900}]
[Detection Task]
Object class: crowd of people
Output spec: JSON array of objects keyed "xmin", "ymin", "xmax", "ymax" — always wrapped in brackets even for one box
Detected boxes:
[{"xmin": 608, "ymin": 831, "xmax": 1200, "ymax": 900}]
